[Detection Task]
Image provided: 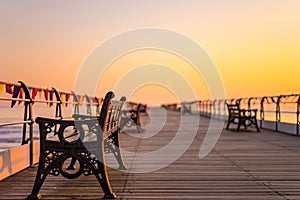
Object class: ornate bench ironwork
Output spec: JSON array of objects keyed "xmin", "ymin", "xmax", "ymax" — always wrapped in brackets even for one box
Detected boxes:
[{"xmin": 27, "ymin": 91, "xmax": 126, "ymax": 199}]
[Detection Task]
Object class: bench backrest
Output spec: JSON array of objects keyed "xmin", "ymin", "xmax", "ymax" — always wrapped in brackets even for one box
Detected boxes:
[
  {"xmin": 99, "ymin": 91, "xmax": 126, "ymax": 133},
  {"xmin": 36, "ymin": 91, "xmax": 125, "ymax": 145},
  {"xmin": 226, "ymin": 103, "xmax": 241, "ymax": 117}
]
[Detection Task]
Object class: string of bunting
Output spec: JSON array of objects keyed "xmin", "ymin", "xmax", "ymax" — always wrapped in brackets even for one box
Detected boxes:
[{"xmin": 0, "ymin": 83, "xmax": 76, "ymax": 108}]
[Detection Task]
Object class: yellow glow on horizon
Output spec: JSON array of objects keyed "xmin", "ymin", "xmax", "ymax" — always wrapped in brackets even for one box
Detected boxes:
[{"xmin": 130, "ymin": 84, "xmax": 179, "ymax": 106}]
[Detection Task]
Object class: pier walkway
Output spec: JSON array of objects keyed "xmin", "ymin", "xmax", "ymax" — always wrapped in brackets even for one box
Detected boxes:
[{"xmin": 1, "ymin": 108, "xmax": 300, "ymax": 199}]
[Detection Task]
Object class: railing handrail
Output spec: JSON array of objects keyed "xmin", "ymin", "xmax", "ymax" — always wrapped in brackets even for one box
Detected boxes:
[
  {"xmin": 163, "ymin": 93, "xmax": 300, "ymax": 136},
  {"xmin": 0, "ymin": 80, "xmax": 104, "ymax": 166}
]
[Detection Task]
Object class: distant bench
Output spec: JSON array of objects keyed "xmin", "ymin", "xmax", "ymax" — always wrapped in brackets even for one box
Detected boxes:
[
  {"xmin": 27, "ymin": 91, "xmax": 126, "ymax": 199},
  {"xmin": 226, "ymin": 102, "xmax": 260, "ymax": 132}
]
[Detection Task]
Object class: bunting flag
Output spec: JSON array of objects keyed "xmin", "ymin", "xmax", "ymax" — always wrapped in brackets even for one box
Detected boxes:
[
  {"xmin": 18, "ymin": 88, "xmax": 24, "ymax": 105},
  {"xmin": 60, "ymin": 93, "xmax": 67, "ymax": 107},
  {"xmin": 31, "ymin": 88, "xmax": 38, "ymax": 105},
  {"xmin": 265, "ymin": 97, "xmax": 271, "ymax": 104},
  {"xmin": 44, "ymin": 89, "xmax": 49, "ymax": 105},
  {"xmin": 11, "ymin": 86, "xmax": 20, "ymax": 108},
  {"xmin": 290, "ymin": 95, "xmax": 297, "ymax": 103},
  {"xmin": 49, "ymin": 90, "xmax": 54, "ymax": 107},
  {"xmin": 78, "ymin": 95, "xmax": 83, "ymax": 105},
  {"xmin": 65, "ymin": 93, "xmax": 71, "ymax": 107},
  {"xmin": 6, "ymin": 84, "xmax": 13, "ymax": 94},
  {"xmin": 0, "ymin": 83, "xmax": 4, "ymax": 94},
  {"xmin": 60, "ymin": 93, "xmax": 65, "ymax": 102},
  {"xmin": 91, "ymin": 97, "xmax": 97, "ymax": 104},
  {"xmin": 93, "ymin": 97, "xmax": 100, "ymax": 105},
  {"xmin": 38, "ymin": 89, "xmax": 43, "ymax": 99},
  {"xmin": 31, "ymin": 88, "xmax": 38, "ymax": 99}
]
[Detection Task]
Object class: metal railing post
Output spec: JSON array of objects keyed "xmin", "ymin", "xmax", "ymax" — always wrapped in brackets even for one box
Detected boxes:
[
  {"xmin": 297, "ymin": 95, "xmax": 300, "ymax": 136},
  {"xmin": 275, "ymin": 96, "xmax": 282, "ymax": 132},
  {"xmin": 71, "ymin": 91, "xmax": 79, "ymax": 114},
  {"xmin": 260, "ymin": 97, "xmax": 266, "ymax": 129},
  {"xmin": 53, "ymin": 88, "xmax": 62, "ymax": 119},
  {"xmin": 95, "ymin": 97, "xmax": 101, "ymax": 115},
  {"xmin": 85, "ymin": 95, "xmax": 92, "ymax": 115},
  {"xmin": 18, "ymin": 81, "xmax": 34, "ymax": 166}
]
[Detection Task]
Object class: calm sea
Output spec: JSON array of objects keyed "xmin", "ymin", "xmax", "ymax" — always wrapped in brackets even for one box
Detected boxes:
[{"xmin": 0, "ymin": 104, "xmax": 75, "ymax": 151}]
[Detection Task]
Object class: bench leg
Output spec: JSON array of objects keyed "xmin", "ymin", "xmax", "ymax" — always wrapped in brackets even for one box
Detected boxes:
[
  {"xmin": 226, "ymin": 121, "xmax": 230, "ymax": 130},
  {"xmin": 237, "ymin": 118, "xmax": 246, "ymax": 131},
  {"xmin": 254, "ymin": 118, "xmax": 260, "ymax": 132},
  {"xmin": 92, "ymin": 159, "xmax": 116, "ymax": 199},
  {"xmin": 110, "ymin": 128, "xmax": 126, "ymax": 170},
  {"xmin": 134, "ymin": 115, "xmax": 142, "ymax": 133},
  {"xmin": 226, "ymin": 116, "xmax": 232, "ymax": 130},
  {"xmin": 27, "ymin": 148, "xmax": 49, "ymax": 200},
  {"xmin": 237, "ymin": 122, "xmax": 241, "ymax": 131}
]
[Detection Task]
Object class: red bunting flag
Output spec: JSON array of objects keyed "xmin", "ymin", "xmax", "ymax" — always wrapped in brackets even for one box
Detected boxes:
[
  {"xmin": 44, "ymin": 89, "xmax": 49, "ymax": 105},
  {"xmin": 49, "ymin": 90, "xmax": 54, "ymax": 107},
  {"xmin": 31, "ymin": 88, "xmax": 38, "ymax": 105},
  {"xmin": 6, "ymin": 84, "xmax": 13, "ymax": 94},
  {"xmin": 32, "ymin": 88, "xmax": 38, "ymax": 99},
  {"xmin": 18, "ymin": 88, "xmax": 24, "ymax": 105},
  {"xmin": 44, "ymin": 89, "xmax": 49, "ymax": 100},
  {"xmin": 11, "ymin": 86, "xmax": 20, "ymax": 108},
  {"xmin": 92, "ymin": 97, "xmax": 100, "ymax": 104},
  {"xmin": 65, "ymin": 93, "xmax": 71, "ymax": 107},
  {"xmin": 76, "ymin": 95, "xmax": 81, "ymax": 103}
]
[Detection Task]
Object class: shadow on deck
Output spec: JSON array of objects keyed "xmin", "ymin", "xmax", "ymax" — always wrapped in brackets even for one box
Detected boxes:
[{"xmin": 1, "ymin": 108, "xmax": 300, "ymax": 199}]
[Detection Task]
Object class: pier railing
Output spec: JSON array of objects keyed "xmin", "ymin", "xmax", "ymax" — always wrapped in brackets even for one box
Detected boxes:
[
  {"xmin": 163, "ymin": 94, "xmax": 300, "ymax": 135},
  {"xmin": 0, "ymin": 80, "xmax": 103, "ymax": 172}
]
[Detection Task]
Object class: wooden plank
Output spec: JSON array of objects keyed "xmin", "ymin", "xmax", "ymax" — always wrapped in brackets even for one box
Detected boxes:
[{"xmin": 1, "ymin": 109, "xmax": 300, "ymax": 199}]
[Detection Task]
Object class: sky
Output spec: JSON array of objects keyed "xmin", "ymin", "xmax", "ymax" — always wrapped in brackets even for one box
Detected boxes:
[{"xmin": 1, "ymin": 0, "xmax": 300, "ymax": 105}]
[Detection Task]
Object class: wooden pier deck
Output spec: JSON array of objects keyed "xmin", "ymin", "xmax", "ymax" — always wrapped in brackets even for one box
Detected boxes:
[{"xmin": 1, "ymin": 108, "xmax": 300, "ymax": 199}]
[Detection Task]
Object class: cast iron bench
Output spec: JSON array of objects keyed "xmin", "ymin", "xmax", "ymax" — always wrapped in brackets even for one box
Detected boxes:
[
  {"xmin": 226, "ymin": 102, "xmax": 260, "ymax": 132},
  {"xmin": 27, "ymin": 91, "xmax": 126, "ymax": 199},
  {"xmin": 120, "ymin": 103, "xmax": 142, "ymax": 133}
]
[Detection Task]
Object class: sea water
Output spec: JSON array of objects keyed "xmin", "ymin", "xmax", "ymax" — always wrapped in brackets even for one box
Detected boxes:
[{"xmin": 0, "ymin": 103, "xmax": 74, "ymax": 151}]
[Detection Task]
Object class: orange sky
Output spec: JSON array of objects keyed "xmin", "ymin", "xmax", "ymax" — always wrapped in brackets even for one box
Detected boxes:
[{"xmin": 1, "ymin": 1, "xmax": 300, "ymax": 105}]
